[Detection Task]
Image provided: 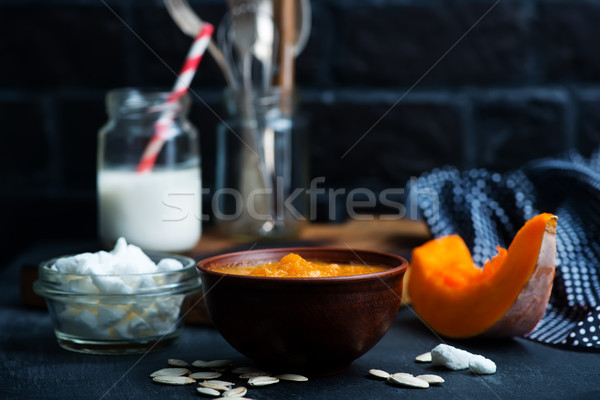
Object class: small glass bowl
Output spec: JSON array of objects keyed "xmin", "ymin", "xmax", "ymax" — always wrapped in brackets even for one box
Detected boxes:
[{"xmin": 33, "ymin": 252, "xmax": 201, "ymax": 355}]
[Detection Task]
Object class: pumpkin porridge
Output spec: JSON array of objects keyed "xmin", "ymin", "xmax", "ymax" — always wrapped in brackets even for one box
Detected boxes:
[{"xmin": 209, "ymin": 253, "xmax": 388, "ymax": 278}]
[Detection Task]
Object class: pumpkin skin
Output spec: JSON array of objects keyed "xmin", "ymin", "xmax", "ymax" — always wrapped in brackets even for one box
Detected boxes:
[{"xmin": 408, "ymin": 213, "xmax": 558, "ymax": 338}]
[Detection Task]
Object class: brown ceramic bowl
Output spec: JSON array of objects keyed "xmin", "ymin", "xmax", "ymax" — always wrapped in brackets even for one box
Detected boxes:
[{"xmin": 196, "ymin": 247, "xmax": 408, "ymax": 375}]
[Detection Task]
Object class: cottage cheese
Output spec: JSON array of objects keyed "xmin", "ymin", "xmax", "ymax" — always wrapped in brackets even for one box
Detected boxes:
[
  {"xmin": 431, "ymin": 344, "xmax": 497, "ymax": 374},
  {"xmin": 48, "ymin": 238, "xmax": 186, "ymax": 340}
]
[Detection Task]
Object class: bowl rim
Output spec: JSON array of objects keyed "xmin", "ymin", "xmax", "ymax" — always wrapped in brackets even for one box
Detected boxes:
[{"xmin": 196, "ymin": 247, "xmax": 408, "ymax": 283}]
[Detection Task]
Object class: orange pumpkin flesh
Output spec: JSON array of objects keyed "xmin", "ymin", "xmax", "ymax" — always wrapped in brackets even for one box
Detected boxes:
[{"xmin": 408, "ymin": 213, "xmax": 557, "ymax": 338}]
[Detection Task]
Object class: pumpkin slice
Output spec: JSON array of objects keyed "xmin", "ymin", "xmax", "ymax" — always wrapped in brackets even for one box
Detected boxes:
[{"xmin": 408, "ymin": 213, "xmax": 557, "ymax": 338}]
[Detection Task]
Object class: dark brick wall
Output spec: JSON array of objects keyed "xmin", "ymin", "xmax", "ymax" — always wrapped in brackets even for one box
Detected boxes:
[{"xmin": 2, "ymin": 0, "xmax": 600, "ymax": 258}]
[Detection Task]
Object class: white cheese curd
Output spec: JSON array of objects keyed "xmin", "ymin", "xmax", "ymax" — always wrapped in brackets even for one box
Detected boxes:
[
  {"xmin": 431, "ymin": 344, "xmax": 473, "ymax": 370},
  {"xmin": 431, "ymin": 344, "xmax": 497, "ymax": 374},
  {"xmin": 48, "ymin": 238, "xmax": 185, "ymax": 340},
  {"xmin": 468, "ymin": 354, "xmax": 497, "ymax": 374}
]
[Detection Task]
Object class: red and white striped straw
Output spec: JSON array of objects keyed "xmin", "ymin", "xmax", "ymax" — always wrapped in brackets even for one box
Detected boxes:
[{"xmin": 136, "ymin": 23, "xmax": 214, "ymax": 173}]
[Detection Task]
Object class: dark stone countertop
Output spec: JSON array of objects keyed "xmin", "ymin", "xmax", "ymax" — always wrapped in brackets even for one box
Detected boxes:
[
  {"xmin": 1, "ymin": 235, "xmax": 599, "ymax": 400},
  {"xmin": 2, "ymin": 304, "xmax": 600, "ymax": 400}
]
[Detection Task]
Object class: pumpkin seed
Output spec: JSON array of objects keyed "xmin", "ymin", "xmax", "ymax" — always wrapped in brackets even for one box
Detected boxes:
[
  {"xmin": 415, "ymin": 352, "xmax": 432, "ymax": 363},
  {"xmin": 391, "ymin": 372, "xmax": 414, "ymax": 379},
  {"xmin": 190, "ymin": 371, "xmax": 223, "ymax": 380},
  {"xmin": 387, "ymin": 373, "xmax": 429, "ymax": 389},
  {"xmin": 368, "ymin": 369, "xmax": 390, "ymax": 379},
  {"xmin": 150, "ymin": 367, "xmax": 190, "ymax": 377},
  {"xmin": 222, "ymin": 386, "xmax": 248, "ymax": 397},
  {"xmin": 275, "ymin": 373, "xmax": 308, "ymax": 382},
  {"xmin": 416, "ymin": 374, "xmax": 445, "ymax": 385},
  {"xmin": 167, "ymin": 358, "xmax": 190, "ymax": 367},
  {"xmin": 152, "ymin": 375, "xmax": 195, "ymax": 385},
  {"xmin": 248, "ymin": 376, "xmax": 279, "ymax": 386},
  {"xmin": 197, "ymin": 386, "xmax": 221, "ymax": 397},
  {"xmin": 192, "ymin": 360, "xmax": 209, "ymax": 368},
  {"xmin": 205, "ymin": 380, "xmax": 235, "ymax": 386},
  {"xmin": 199, "ymin": 381, "xmax": 231, "ymax": 392}
]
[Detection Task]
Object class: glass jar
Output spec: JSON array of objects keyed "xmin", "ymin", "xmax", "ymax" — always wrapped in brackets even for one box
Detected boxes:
[
  {"xmin": 214, "ymin": 89, "xmax": 308, "ymax": 240},
  {"xmin": 33, "ymin": 252, "xmax": 200, "ymax": 354},
  {"xmin": 97, "ymin": 88, "xmax": 202, "ymax": 252}
]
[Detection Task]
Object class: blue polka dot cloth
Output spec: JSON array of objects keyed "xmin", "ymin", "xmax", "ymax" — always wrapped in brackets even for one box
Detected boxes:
[{"xmin": 407, "ymin": 150, "xmax": 600, "ymax": 350}]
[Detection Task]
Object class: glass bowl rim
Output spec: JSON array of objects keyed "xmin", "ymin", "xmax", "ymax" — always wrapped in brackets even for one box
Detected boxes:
[
  {"xmin": 39, "ymin": 251, "xmax": 195, "ymax": 278},
  {"xmin": 34, "ymin": 252, "xmax": 201, "ymax": 298}
]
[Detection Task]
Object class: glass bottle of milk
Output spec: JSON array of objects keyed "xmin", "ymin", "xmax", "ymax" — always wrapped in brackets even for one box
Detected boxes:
[{"xmin": 97, "ymin": 88, "xmax": 201, "ymax": 252}]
